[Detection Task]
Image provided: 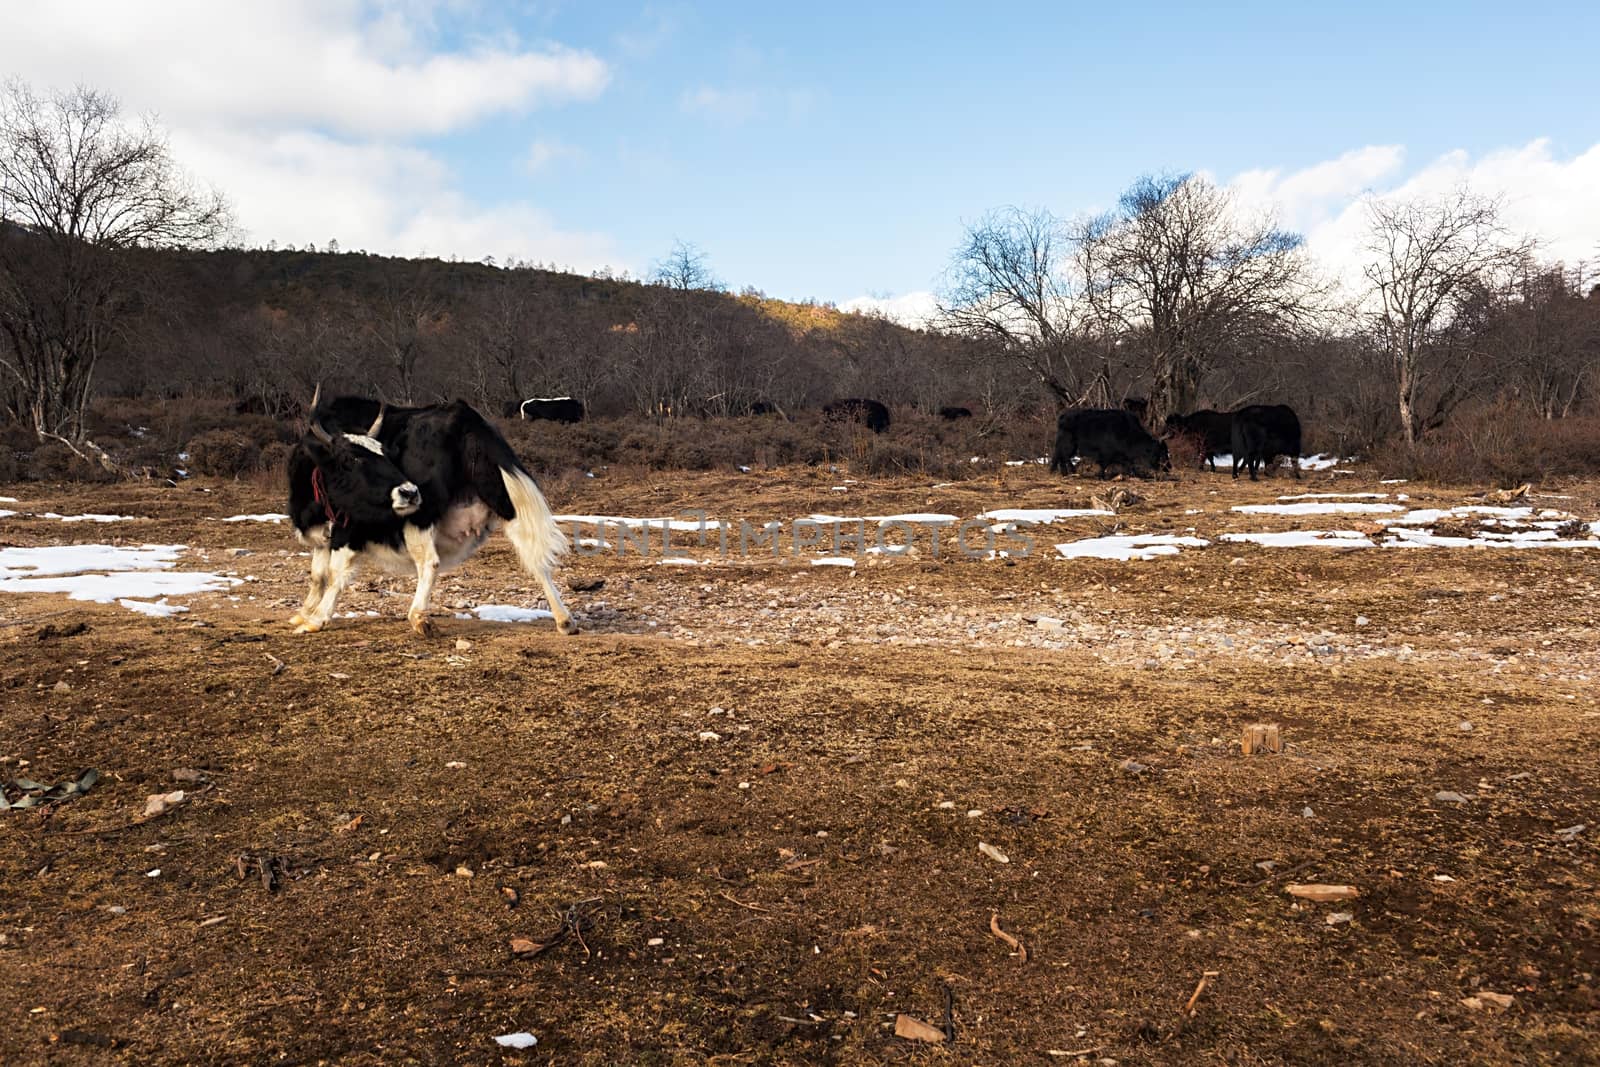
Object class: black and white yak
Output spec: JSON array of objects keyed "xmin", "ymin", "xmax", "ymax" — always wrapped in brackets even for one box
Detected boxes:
[{"xmin": 286, "ymin": 392, "xmax": 576, "ymax": 636}]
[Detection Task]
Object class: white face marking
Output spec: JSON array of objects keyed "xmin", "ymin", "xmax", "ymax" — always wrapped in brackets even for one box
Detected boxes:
[
  {"xmin": 391, "ymin": 482, "xmax": 421, "ymax": 516},
  {"xmin": 344, "ymin": 433, "xmax": 384, "ymax": 455}
]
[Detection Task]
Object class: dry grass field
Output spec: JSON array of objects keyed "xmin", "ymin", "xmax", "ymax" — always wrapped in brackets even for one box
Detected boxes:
[{"xmin": 2, "ymin": 464, "xmax": 1598, "ymax": 1065}]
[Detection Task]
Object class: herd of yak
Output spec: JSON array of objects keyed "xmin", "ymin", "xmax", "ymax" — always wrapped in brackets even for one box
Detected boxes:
[
  {"xmin": 810, "ymin": 397, "xmax": 1303, "ymax": 482},
  {"xmin": 494, "ymin": 392, "xmax": 1303, "ymax": 481}
]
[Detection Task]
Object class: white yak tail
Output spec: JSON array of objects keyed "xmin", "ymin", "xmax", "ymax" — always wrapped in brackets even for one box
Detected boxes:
[
  {"xmin": 501, "ymin": 466, "xmax": 568, "ymax": 576},
  {"xmin": 501, "ymin": 465, "xmax": 577, "ymax": 634}
]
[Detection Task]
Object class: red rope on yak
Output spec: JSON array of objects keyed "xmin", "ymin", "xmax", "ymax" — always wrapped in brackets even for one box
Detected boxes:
[{"xmin": 311, "ymin": 467, "xmax": 346, "ymax": 527}]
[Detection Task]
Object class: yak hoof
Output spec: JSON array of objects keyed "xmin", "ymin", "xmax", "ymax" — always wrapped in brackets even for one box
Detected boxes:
[
  {"xmin": 294, "ymin": 620, "xmax": 324, "ymax": 635},
  {"xmin": 289, "ymin": 613, "xmax": 304, "ymax": 626},
  {"xmin": 557, "ymin": 616, "xmax": 580, "ymax": 636},
  {"xmin": 410, "ymin": 613, "xmax": 436, "ymax": 638}
]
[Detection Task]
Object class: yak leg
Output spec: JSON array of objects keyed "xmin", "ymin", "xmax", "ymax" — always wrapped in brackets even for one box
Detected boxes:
[
  {"xmin": 295, "ymin": 547, "xmax": 358, "ymax": 634},
  {"xmin": 404, "ymin": 525, "xmax": 441, "ymax": 638},
  {"xmin": 290, "ymin": 544, "xmax": 331, "ymax": 626},
  {"xmin": 531, "ymin": 557, "xmax": 577, "ymax": 636}
]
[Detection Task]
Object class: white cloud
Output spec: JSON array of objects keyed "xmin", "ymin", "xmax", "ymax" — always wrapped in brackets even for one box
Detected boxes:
[
  {"xmin": 840, "ymin": 291, "xmax": 940, "ymax": 328},
  {"xmin": 0, "ymin": 1, "xmax": 608, "ymax": 138},
  {"xmin": 1230, "ymin": 140, "xmax": 1600, "ymax": 293},
  {"xmin": 524, "ymin": 138, "xmax": 584, "ymax": 174},
  {"xmin": 680, "ymin": 86, "xmax": 762, "ymax": 125},
  {"xmin": 171, "ymin": 127, "xmax": 616, "ymax": 266},
  {"xmin": 1229, "ymin": 145, "xmax": 1406, "ymax": 233},
  {"xmin": 0, "ymin": 2, "xmax": 620, "ymax": 271}
]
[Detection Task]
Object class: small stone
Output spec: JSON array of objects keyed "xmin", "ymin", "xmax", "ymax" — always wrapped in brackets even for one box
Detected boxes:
[
  {"xmin": 966, "ymin": 809, "xmax": 983, "ymax": 818},
  {"xmin": 647, "ymin": 937, "xmax": 664, "ymax": 947},
  {"xmin": 738, "ymin": 781, "xmax": 751, "ymax": 790},
  {"xmin": 893, "ymin": 778, "xmax": 910, "ymax": 789},
  {"xmin": 1326, "ymin": 911, "xmax": 1354, "ymax": 925},
  {"xmin": 1459, "ymin": 721, "xmax": 1473, "ymax": 732},
  {"xmin": 697, "ymin": 731, "xmax": 721, "ymax": 742},
  {"xmin": 1355, "ymin": 615, "xmax": 1369, "ymax": 627},
  {"xmin": 1461, "ymin": 992, "xmax": 1515, "ymax": 1012},
  {"xmin": 937, "ymin": 800, "xmax": 956, "ymax": 810},
  {"xmin": 454, "ymin": 638, "xmax": 472, "ymax": 651},
  {"xmin": 1118, "ymin": 758, "xmax": 1147, "ymax": 774},
  {"xmin": 53, "ymin": 680, "xmax": 71, "ymax": 693},
  {"xmin": 1434, "ymin": 791, "xmax": 1469, "ymax": 804},
  {"xmin": 107, "ymin": 905, "xmax": 127, "ymax": 915},
  {"xmin": 978, "ymin": 842, "xmax": 1010, "ymax": 864},
  {"xmin": 1301, "ymin": 807, "xmax": 1315, "ymax": 818},
  {"xmin": 455, "ymin": 866, "xmax": 474, "ymax": 878}
]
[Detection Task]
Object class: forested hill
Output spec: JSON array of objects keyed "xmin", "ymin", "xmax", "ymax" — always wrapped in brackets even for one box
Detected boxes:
[{"xmin": 104, "ymin": 245, "xmax": 983, "ymax": 418}]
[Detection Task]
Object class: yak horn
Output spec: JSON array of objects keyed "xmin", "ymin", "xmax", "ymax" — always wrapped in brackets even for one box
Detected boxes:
[
  {"xmin": 367, "ymin": 403, "xmax": 386, "ymax": 437},
  {"xmin": 310, "ymin": 382, "xmax": 322, "ymax": 413},
  {"xmin": 309, "ymin": 419, "xmax": 334, "ymax": 446}
]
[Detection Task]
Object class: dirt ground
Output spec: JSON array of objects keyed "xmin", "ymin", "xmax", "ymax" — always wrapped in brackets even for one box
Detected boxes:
[{"xmin": 2, "ymin": 463, "xmax": 1598, "ymax": 1065}]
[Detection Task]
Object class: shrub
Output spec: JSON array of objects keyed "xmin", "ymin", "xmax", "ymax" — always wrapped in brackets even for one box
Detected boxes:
[
  {"xmin": 0, "ymin": 445, "xmax": 18, "ymax": 483},
  {"xmin": 23, "ymin": 441, "xmax": 117, "ymax": 483},
  {"xmin": 186, "ymin": 430, "xmax": 260, "ymax": 478},
  {"xmin": 1369, "ymin": 406, "xmax": 1600, "ymax": 486}
]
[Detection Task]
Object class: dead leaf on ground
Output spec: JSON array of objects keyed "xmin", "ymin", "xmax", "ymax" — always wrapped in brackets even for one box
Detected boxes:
[
  {"xmin": 1286, "ymin": 883, "xmax": 1360, "ymax": 902},
  {"xmin": 989, "ymin": 912, "xmax": 1028, "ymax": 962},
  {"xmin": 894, "ymin": 1014, "xmax": 947, "ymax": 1043}
]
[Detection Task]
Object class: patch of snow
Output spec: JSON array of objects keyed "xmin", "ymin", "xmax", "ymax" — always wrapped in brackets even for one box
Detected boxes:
[
  {"xmin": 37, "ymin": 512, "xmax": 139, "ymax": 523},
  {"xmin": 1277, "ymin": 492, "xmax": 1388, "ymax": 501},
  {"xmin": 1384, "ymin": 527, "xmax": 1600, "ymax": 550},
  {"xmin": 0, "ymin": 543, "xmax": 185, "ymax": 579},
  {"xmin": 1299, "ymin": 454, "xmax": 1346, "ymax": 471},
  {"xmin": 0, "ymin": 543, "xmax": 238, "ymax": 606},
  {"xmin": 494, "ymin": 1032, "xmax": 538, "ymax": 1049},
  {"xmin": 0, "ymin": 510, "xmax": 14, "ymax": 519},
  {"xmin": 873, "ymin": 513, "xmax": 960, "ymax": 524},
  {"xmin": 219, "ymin": 513, "xmax": 288, "ymax": 523},
  {"xmin": 811, "ymin": 557, "xmax": 856, "ymax": 567},
  {"xmin": 1233, "ymin": 502, "xmax": 1403, "ymax": 516},
  {"xmin": 1221, "ymin": 530, "xmax": 1376, "ymax": 548},
  {"xmin": 977, "ymin": 508, "xmax": 1115, "ymax": 523},
  {"xmin": 1, "ymin": 569, "xmax": 240, "ymax": 602},
  {"xmin": 0, "ymin": 495, "xmax": 17, "ymax": 502},
  {"xmin": 1055, "ymin": 534, "xmax": 1209, "ymax": 561},
  {"xmin": 1384, "ymin": 505, "xmax": 1545, "ymax": 526},
  {"xmin": 1381, "ymin": 478, "xmax": 1408, "ymax": 484},
  {"xmin": 556, "ymin": 514, "xmax": 724, "ymax": 531},
  {"xmin": 470, "ymin": 605, "xmax": 555, "ymax": 623},
  {"xmin": 118, "ymin": 598, "xmax": 190, "ymax": 617},
  {"xmin": 658, "ymin": 557, "xmax": 709, "ymax": 565}
]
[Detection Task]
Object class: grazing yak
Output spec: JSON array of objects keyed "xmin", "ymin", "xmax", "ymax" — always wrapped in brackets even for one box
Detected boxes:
[
  {"xmin": 1051, "ymin": 408, "xmax": 1170, "ymax": 479},
  {"xmin": 1231, "ymin": 404, "xmax": 1302, "ymax": 480},
  {"xmin": 1164, "ymin": 409, "xmax": 1234, "ymax": 472},
  {"xmin": 287, "ymin": 391, "xmax": 576, "ymax": 637},
  {"xmin": 938, "ymin": 406, "xmax": 973, "ymax": 420},
  {"xmin": 824, "ymin": 397, "xmax": 891, "ymax": 434},
  {"xmin": 510, "ymin": 396, "xmax": 585, "ymax": 423}
]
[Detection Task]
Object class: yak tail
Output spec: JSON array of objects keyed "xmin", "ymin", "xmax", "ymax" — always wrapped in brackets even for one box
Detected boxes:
[{"xmin": 500, "ymin": 465, "xmax": 568, "ymax": 577}]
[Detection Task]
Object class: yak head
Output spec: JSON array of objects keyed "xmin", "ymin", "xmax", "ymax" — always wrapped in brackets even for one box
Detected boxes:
[{"xmin": 302, "ymin": 403, "xmax": 421, "ymax": 520}]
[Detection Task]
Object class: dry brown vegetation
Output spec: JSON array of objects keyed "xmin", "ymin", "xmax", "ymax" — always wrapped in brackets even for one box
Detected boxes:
[{"xmin": 2, "ymin": 466, "xmax": 1598, "ymax": 1065}]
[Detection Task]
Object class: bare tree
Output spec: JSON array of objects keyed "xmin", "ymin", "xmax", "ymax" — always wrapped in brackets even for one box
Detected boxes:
[
  {"xmin": 937, "ymin": 206, "xmax": 1091, "ymax": 404},
  {"xmin": 652, "ymin": 239, "xmax": 722, "ymax": 291},
  {"xmin": 364, "ymin": 263, "xmax": 445, "ymax": 403},
  {"xmin": 1362, "ymin": 189, "xmax": 1535, "ymax": 442},
  {"xmin": 1078, "ymin": 174, "xmax": 1316, "ymax": 421},
  {"xmin": 0, "ymin": 81, "xmax": 230, "ymax": 452}
]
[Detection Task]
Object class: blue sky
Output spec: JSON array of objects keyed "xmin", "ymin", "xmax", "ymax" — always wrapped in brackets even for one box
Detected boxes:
[{"xmin": 4, "ymin": 2, "xmax": 1598, "ymax": 311}]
